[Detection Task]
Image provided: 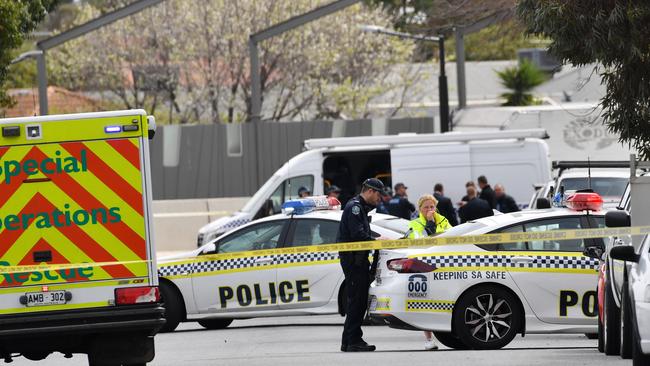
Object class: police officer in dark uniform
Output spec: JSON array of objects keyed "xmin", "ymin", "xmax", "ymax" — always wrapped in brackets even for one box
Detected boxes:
[{"xmin": 336, "ymin": 178, "xmax": 384, "ymax": 352}]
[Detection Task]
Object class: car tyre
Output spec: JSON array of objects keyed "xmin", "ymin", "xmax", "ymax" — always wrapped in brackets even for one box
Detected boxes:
[
  {"xmin": 198, "ymin": 318, "xmax": 233, "ymax": 330},
  {"xmin": 597, "ymin": 310, "xmax": 605, "ymax": 353},
  {"xmin": 604, "ymin": 274, "xmax": 621, "ymax": 355},
  {"xmin": 160, "ymin": 281, "xmax": 184, "ymax": 333},
  {"xmin": 633, "ymin": 332, "xmax": 650, "ymax": 366},
  {"xmin": 433, "ymin": 331, "xmax": 469, "ymax": 350},
  {"xmin": 620, "ymin": 280, "xmax": 633, "ymax": 359},
  {"xmin": 453, "ymin": 285, "xmax": 521, "ymax": 350}
]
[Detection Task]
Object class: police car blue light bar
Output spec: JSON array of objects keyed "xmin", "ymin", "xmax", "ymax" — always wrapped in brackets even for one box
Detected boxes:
[{"xmin": 282, "ymin": 196, "xmax": 341, "ymax": 215}]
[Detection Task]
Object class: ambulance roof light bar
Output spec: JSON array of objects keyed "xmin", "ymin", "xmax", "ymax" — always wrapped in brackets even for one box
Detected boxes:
[
  {"xmin": 303, "ymin": 129, "xmax": 549, "ymax": 150},
  {"xmin": 565, "ymin": 191, "xmax": 603, "ymax": 211},
  {"xmin": 282, "ymin": 196, "xmax": 341, "ymax": 215}
]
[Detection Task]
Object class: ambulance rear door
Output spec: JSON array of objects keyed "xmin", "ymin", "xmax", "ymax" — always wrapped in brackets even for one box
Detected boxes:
[{"xmin": 0, "ymin": 110, "xmax": 155, "ymax": 315}]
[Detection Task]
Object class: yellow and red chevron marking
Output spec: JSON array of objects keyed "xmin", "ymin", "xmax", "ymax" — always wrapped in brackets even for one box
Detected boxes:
[{"xmin": 0, "ymin": 138, "xmax": 148, "ymax": 288}]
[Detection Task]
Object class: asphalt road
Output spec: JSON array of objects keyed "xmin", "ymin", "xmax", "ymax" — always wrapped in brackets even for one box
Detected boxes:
[{"xmin": 10, "ymin": 315, "xmax": 632, "ymax": 366}]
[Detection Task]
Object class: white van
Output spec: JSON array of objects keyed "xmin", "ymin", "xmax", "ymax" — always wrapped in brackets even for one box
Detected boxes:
[{"xmin": 197, "ymin": 129, "xmax": 552, "ymax": 246}]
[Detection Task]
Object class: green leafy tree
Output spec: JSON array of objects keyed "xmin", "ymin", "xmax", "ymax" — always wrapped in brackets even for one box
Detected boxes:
[
  {"xmin": 496, "ymin": 59, "xmax": 545, "ymax": 106},
  {"xmin": 517, "ymin": 1, "xmax": 650, "ymax": 158},
  {"xmin": 0, "ymin": 0, "xmax": 60, "ymax": 108}
]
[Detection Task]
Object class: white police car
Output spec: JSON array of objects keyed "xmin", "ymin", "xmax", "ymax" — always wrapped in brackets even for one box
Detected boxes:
[
  {"xmin": 158, "ymin": 197, "xmax": 409, "ymax": 332},
  {"xmin": 369, "ymin": 192, "xmax": 608, "ymax": 349}
]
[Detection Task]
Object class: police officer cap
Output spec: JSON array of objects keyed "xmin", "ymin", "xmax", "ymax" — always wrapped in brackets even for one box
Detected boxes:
[
  {"xmin": 298, "ymin": 186, "xmax": 310, "ymax": 195},
  {"xmin": 363, "ymin": 178, "xmax": 385, "ymax": 191}
]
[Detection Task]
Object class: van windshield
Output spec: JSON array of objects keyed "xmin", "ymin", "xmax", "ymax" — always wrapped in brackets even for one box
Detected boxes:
[
  {"xmin": 559, "ymin": 177, "xmax": 627, "ymax": 198},
  {"xmin": 242, "ymin": 173, "xmax": 282, "ymax": 213}
]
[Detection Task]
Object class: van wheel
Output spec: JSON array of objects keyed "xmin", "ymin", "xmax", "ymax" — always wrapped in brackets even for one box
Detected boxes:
[
  {"xmin": 604, "ymin": 275, "xmax": 621, "ymax": 355},
  {"xmin": 453, "ymin": 285, "xmax": 521, "ymax": 350},
  {"xmin": 433, "ymin": 332, "xmax": 469, "ymax": 350},
  {"xmin": 620, "ymin": 281, "xmax": 633, "ymax": 359},
  {"xmin": 160, "ymin": 282, "xmax": 183, "ymax": 333},
  {"xmin": 198, "ymin": 318, "xmax": 233, "ymax": 329}
]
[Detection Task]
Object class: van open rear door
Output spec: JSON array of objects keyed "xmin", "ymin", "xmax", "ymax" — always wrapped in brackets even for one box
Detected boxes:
[{"xmin": 390, "ymin": 144, "xmax": 471, "ymax": 204}]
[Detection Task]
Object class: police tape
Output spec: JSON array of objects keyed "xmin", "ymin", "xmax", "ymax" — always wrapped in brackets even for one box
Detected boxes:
[{"xmin": 2, "ymin": 225, "xmax": 650, "ymax": 275}]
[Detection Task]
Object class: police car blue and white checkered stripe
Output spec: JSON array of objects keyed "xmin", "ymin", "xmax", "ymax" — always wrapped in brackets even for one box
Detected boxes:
[
  {"xmin": 406, "ymin": 300, "xmax": 454, "ymax": 312},
  {"xmin": 418, "ymin": 254, "xmax": 598, "ymax": 271},
  {"xmin": 159, "ymin": 251, "xmax": 339, "ymax": 277}
]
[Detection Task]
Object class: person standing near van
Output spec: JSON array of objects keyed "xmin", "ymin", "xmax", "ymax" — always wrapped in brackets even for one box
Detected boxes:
[
  {"xmin": 433, "ymin": 183, "xmax": 458, "ymax": 226},
  {"xmin": 478, "ymin": 175, "xmax": 497, "ymax": 209},
  {"xmin": 459, "ymin": 185, "xmax": 493, "ymax": 223},
  {"xmin": 376, "ymin": 187, "xmax": 392, "ymax": 214},
  {"xmin": 336, "ymin": 178, "xmax": 384, "ymax": 352},
  {"xmin": 494, "ymin": 184, "xmax": 520, "ymax": 213},
  {"xmin": 388, "ymin": 183, "xmax": 416, "ymax": 220},
  {"xmin": 407, "ymin": 194, "xmax": 452, "ymax": 350}
]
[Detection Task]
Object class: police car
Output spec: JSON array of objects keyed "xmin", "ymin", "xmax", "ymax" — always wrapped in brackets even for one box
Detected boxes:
[
  {"xmin": 369, "ymin": 192, "xmax": 607, "ymax": 350},
  {"xmin": 158, "ymin": 197, "xmax": 409, "ymax": 332}
]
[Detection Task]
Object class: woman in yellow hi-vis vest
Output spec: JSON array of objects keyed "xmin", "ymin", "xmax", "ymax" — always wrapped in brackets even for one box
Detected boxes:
[{"xmin": 408, "ymin": 194, "xmax": 452, "ymax": 350}]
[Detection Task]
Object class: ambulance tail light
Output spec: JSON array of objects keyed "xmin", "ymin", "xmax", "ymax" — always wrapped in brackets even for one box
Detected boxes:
[
  {"xmin": 565, "ymin": 192, "xmax": 603, "ymax": 211},
  {"xmin": 387, "ymin": 258, "xmax": 436, "ymax": 273},
  {"xmin": 115, "ymin": 286, "xmax": 160, "ymax": 305}
]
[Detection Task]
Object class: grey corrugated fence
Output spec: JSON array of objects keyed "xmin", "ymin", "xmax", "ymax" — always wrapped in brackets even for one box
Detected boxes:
[{"xmin": 149, "ymin": 117, "xmax": 433, "ymax": 199}]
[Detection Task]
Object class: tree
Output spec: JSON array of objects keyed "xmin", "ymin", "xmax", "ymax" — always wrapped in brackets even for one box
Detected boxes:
[
  {"xmin": 517, "ymin": 1, "xmax": 650, "ymax": 158},
  {"xmin": 496, "ymin": 59, "xmax": 545, "ymax": 106},
  {"xmin": 0, "ymin": 0, "xmax": 60, "ymax": 108},
  {"xmin": 48, "ymin": 0, "xmax": 415, "ymax": 123}
]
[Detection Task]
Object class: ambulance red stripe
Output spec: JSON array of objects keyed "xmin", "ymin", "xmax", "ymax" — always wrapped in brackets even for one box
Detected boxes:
[
  {"xmin": 106, "ymin": 139, "xmax": 140, "ymax": 169},
  {"xmin": 62, "ymin": 142, "xmax": 143, "ymax": 216}
]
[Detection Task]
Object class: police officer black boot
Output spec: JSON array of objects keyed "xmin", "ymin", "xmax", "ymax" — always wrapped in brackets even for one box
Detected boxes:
[{"xmin": 345, "ymin": 340, "xmax": 376, "ymax": 352}]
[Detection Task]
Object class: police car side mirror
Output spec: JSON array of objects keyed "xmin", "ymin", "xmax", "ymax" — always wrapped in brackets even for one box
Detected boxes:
[
  {"xmin": 605, "ymin": 210, "xmax": 630, "ymax": 228},
  {"xmin": 609, "ymin": 245, "xmax": 639, "ymax": 263},
  {"xmin": 583, "ymin": 246, "xmax": 604, "ymax": 260},
  {"xmin": 201, "ymin": 242, "xmax": 217, "ymax": 255}
]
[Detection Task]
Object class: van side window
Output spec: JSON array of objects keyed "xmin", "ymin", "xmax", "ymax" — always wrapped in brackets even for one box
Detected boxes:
[{"xmin": 267, "ymin": 175, "xmax": 315, "ymax": 215}]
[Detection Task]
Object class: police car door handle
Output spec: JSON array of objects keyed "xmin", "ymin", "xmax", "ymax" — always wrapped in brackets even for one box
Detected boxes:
[
  {"xmin": 255, "ymin": 258, "xmax": 274, "ymax": 264},
  {"xmin": 511, "ymin": 256, "xmax": 535, "ymax": 263}
]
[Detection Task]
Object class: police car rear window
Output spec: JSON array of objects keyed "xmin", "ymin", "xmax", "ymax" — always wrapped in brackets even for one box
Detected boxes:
[{"xmin": 437, "ymin": 221, "xmax": 488, "ymax": 236}]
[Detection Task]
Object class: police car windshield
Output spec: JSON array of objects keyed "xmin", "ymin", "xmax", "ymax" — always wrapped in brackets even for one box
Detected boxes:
[
  {"xmin": 371, "ymin": 217, "xmax": 410, "ymax": 235},
  {"xmin": 560, "ymin": 177, "xmax": 627, "ymax": 198},
  {"xmin": 437, "ymin": 221, "xmax": 488, "ymax": 237}
]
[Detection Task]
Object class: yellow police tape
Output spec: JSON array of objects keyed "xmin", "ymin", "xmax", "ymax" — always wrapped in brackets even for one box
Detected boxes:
[{"xmin": 2, "ymin": 225, "xmax": 650, "ymax": 275}]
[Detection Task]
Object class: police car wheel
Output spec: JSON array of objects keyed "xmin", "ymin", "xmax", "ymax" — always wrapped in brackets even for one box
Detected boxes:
[
  {"xmin": 160, "ymin": 282, "xmax": 184, "ymax": 333},
  {"xmin": 597, "ymin": 315, "xmax": 605, "ymax": 352},
  {"xmin": 604, "ymin": 275, "xmax": 621, "ymax": 355},
  {"xmin": 198, "ymin": 318, "xmax": 233, "ymax": 330},
  {"xmin": 453, "ymin": 285, "xmax": 521, "ymax": 350},
  {"xmin": 432, "ymin": 332, "xmax": 469, "ymax": 350}
]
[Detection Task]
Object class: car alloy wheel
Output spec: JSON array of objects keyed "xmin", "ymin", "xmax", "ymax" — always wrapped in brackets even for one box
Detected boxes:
[
  {"xmin": 465, "ymin": 293, "xmax": 513, "ymax": 343},
  {"xmin": 453, "ymin": 285, "xmax": 521, "ymax": 350}
]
